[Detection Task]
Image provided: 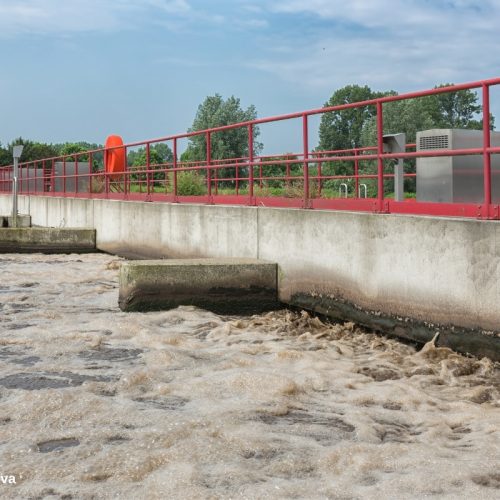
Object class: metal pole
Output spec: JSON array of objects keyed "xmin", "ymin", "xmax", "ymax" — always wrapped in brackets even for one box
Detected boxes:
[
  {"xmin": 173, "ymin": 138, "xmax": 178, "ymax": 200},
  {"xmin": 11, "ymin": 145, "xmax": 23, "ymax": 227},
  {"xmin": 395, "ymin": 158, "xmax": 404, "ymax": 202},
  {"xmin": 482, "ymin": 83, "xmax": 492, "ymax": 218},
  {"xmin": 206, "ymin": 131, "xmax": 212, "ymax": 199},
  {"xmin": 303, "ymin": 114, "xmax": 310, "ymax": 207},
  {"xmin": 376, "ymin": 102, "xmax": 384, "ymax": 211},
  {"xmin": 12, "ymin": 156, "xmax": 18, "ymax": 227},
  {"xmin": 248, "ymin": 125, "xmax": 254, "ymax": 203},
  {"xmin": 354, "ymin": 149, "xmax": 359, "ymax": 198}
]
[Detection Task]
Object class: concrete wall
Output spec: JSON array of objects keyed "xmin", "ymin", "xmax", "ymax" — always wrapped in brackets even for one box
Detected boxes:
[{"xmin": 2, "ymin": 194, "xmax": 499, "ymax": 357}]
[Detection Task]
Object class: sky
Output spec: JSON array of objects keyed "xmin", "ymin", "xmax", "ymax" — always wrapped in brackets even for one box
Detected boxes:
[{"xmin": 1, "ymin": 0, "xmax": 500, "ymax": 155}]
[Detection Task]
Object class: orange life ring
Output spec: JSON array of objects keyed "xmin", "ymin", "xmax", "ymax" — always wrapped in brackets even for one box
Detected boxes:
[{"xmin": 104, "ymin": 135, "xmax": 125, "ymax": 180}]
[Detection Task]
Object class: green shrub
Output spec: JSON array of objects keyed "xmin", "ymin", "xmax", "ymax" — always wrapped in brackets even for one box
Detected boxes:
[{"xmin": 177, "ymin": 171, "xmax": 206, "ymax": 196}]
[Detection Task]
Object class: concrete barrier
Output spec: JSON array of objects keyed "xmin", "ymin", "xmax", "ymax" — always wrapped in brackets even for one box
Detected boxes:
[
  {"xmin": 0, "ymin": 227, "xmax": 96, "ymax": 253},
  {"xmin": 1, "ymin": 214, "xmax": 31, "ymax": 228},
  {"xmin": 119, "ymin": 258, "xmax": 278, "ymax": 313},
  {"xmin": 1, "ymin": 194, "xmax": 499, "ymax": 360}
]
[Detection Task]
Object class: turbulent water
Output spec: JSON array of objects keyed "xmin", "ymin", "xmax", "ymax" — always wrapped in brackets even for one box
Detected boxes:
[{"xmin": 0, "ymin": 253, "xmax": 498, "ymax": 499}]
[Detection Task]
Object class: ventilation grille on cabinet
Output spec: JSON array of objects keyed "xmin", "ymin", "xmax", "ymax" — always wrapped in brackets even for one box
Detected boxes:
[{"xmin": 419, "ymin": 135, "xmax": 449, "ymax": 150}]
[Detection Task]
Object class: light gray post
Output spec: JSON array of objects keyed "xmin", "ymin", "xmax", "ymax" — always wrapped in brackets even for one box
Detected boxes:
[
  {"xmin": 383, "ymin": 133, "xmax": 406, "ymax": 202},
  {"xmin": 395, "ymin": 158, "xmax": 404, "ymax": 202},
  {"xmin": 12, "ymin": 145, "xmax": 24, "ymax": 228}
]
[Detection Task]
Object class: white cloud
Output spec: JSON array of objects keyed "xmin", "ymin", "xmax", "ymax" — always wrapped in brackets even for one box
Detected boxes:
[
  {"xmin": 0, "ymin": 0, "xmax": 192, "ymax": 36},
  {"xmin": 270, "ymin": 0, "xmax": 493, "ymax": 29},
  {"xmin": 248, "ymin": 0, "xmax": 500, "ymax": 92}
]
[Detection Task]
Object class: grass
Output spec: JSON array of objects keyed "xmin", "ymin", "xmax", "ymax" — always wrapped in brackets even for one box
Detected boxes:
[{"xmin": 117, "ymin": 181, "xmax": 417, "ymax": 200}]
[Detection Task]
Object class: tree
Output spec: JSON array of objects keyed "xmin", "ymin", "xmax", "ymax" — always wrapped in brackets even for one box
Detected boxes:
[
  {"xmin": 422, "ymin": 85, "xmax": 490, "ymax": 130},
  {"xmin": 128, "ymin": 143, "xmax": 174, "ymax": 186},
  {"xmin": 361, "ymin": 98, "xmax": 435, "ymax": 146},
  {"xmin": 317, "ymin": 85, "xmax": 390, "ymax": 187},
  {"xmin": 318, "ymin": 85, "xmax": 388, "ymax": 153},
  {"xmin": 183, "ymin": 94, "xmax": 263, "ymax": 185},
  {"xmin": 0, "ymin": 143, "xmax": 11, "ymax": 166},
  {"xmin": 8, "ymin": 138, "xmax": 59, "ymax": 163},
  {"xmin": 128, "ymin": 143, "xmax": 173, "ymax": 168}
]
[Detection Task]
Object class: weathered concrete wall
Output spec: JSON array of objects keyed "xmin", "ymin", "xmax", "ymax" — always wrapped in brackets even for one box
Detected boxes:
[{"xmin": 1, "ymin": 194, "xmax": 498, "ymax": 358}]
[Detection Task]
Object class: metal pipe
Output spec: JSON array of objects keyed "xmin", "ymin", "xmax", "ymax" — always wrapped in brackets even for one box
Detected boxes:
[
  {"xmin": 376, "ymin": 102, "xmax": 384, "ymax": 210},
  {"xmin": 354, "ymin": 149, "xmax": 359, "ymax": 198},
  {"xmin": 482, "ymin": 84, "xmax": 492, "ymax": 214},
  {"xmin": 303, "ymin": 114, "xmax": 309, "ymax": 206},
  {"xmin": 12, "ymin": 156, "xmax": 18, "ymax": 227},
  {"xmin": 173, "ymin": 138, "xmax": 178, "ymax": 199},
  {"xmin": 206, "ymin": 131, "xmax": 212, "ymax": 198},
  {"xmin": 248, "ymin": 125, "xmax": 254, "ymax": 201}
]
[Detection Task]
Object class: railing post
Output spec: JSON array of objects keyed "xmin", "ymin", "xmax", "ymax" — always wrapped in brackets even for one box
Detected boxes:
[
  {"xmin": 123, "ymin": 145, "xmax": 128, "ymax": 199},
  {"xmin": 317, "ymin": 153, "xmax": 322, "ymax": 197},
  {"xmin": 214, "ymin": 160, "xmax": 218, "ymax": 195},
  {"xmin": 206, "ymin": 131, "xmax": 212, "ymax": 201},
  {"xmin": 482, "ymin": 84, "xmax": 493, "ymax": 219},
  {"xmin": 75, "ymin": 153, "xmax": 79, "ymax": 194},
  {"xmin": 236, "ymin": 161, "xmax": 239, "ymax": 196},
  {"xmin": 354, "ymin": 148, "xmax": 359, "ymax": 198},
  {"xmin": 88, "ymin": 153, "xmax": 93, "ymax": 195},
  {"xmin": 63, "ymin": 157, "xmax": 67, "ymax": 195},
  {"xmin": 146, "ymin": 142, "xmax": 151, "ymax": 198},
  {"xmin": 51, "ymin": 159, "xmax": 55, "ymax": 194},
  {"xmin": 286, "ymin": 154, "xmax": 291, "ymax": 189},
  {"xmin": 303, "ymin": 114, "xmax": 310, "ymax": 208},
  {"xmin": 173, "ymin": 138, "xmax": 178, "ymax": 201},
  {"xmin": 248, "ymin": 124, "xmax": 254, "ymax": 204},
  {"xmin": 376, "ymin": 101, "xmax": 385, "ymax": 212}
]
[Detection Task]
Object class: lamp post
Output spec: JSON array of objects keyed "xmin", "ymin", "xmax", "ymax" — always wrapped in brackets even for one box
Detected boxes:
[{"xmin": 12, "ymin": 145, "xmax": 24, "ymax": 228}]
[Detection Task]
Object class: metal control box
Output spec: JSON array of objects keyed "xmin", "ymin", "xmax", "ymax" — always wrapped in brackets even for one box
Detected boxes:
[{"xmin": 416, "ymin": 129, "xmax": 500, "ymax": 203}]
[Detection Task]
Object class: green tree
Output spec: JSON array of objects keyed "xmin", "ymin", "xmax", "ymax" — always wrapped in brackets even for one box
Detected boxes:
[
  {"xmin": 58, "ymin": 142, "xmax": 89, "ymax": 161},
  {"xmin": 54, "ymin": 142, "xmax": 104, "ymax": 171},
  {"xmin": 318, "ymin": 85, "xmax": 388, "ymax": 153},
  {"xmin": 128, "ymin": 143, "xmax": 174, "ymax": 186},
  {"xmin": 8, "ymin": 138, "xmax": 59, "ymax": 163},
  {"xmin": 128, "ymin": 143, "xmax": 173, "ymax": 168},
  {"xmin": 184, "ymin": 95, "xmax": 262, "ymax": 185},
  {"xmin": 361, "ymin": 98, "xmax": 435, "ymax": 146},
  {"xmin": 317, "ymin": 85, "xmax": 390, "ymax": 187},
  {"xmin": 422, "ymin": 85, "xmax": 488, "ymax": 129},
  {"xmin": 0, "ymin": 143, "xmax": 11, "ymax": 166}
]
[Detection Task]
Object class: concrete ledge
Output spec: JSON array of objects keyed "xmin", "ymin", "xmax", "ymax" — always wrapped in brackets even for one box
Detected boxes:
[
  {"xmin": 0, "ymin": 228, "xmax": 96, "ymax": 253},
  {"xmin": 119, "ymin": 258, "xmax": 279, "ymax": 314},
  {"xmin": 1, "ymin": 214, "xmax": 31, "ymax": 228},
  {"xmin": 290, "ymin": 292, "xmax": 500, "ymax": 361}
]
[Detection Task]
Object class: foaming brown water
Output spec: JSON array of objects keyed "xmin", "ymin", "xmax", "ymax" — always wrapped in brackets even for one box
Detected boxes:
[{"xmin": 0, "ymin": 253, "xmax": 498, "ymax": 499}]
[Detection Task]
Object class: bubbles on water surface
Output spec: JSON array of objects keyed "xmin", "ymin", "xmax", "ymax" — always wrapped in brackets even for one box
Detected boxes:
[{"xmin": 0, "ymin": 253, "xmax": 498, "ymax": 499}]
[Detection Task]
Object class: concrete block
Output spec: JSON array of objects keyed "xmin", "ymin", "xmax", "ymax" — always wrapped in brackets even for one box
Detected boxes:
[
  {"xmin": 119, "ymin": 258, "xmax": 278, "ymax": 314},
  {"xmin": 1, "ymin": 214, "xmax": 31, "ymax": 228},
  {"xmin": 0, "ymin": 227, "xmax": 96, "ymax": 253}
]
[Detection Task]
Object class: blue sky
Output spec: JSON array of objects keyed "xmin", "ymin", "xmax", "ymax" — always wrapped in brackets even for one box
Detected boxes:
[{"xmin": 1, "ymin": 0, "xmax": 499, "ymax": 155}]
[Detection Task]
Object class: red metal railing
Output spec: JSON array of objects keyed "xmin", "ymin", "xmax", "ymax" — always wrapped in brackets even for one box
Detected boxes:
[{"xmin": 1, "ymin": 77, "xmax": 500, "ymax": 219}]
